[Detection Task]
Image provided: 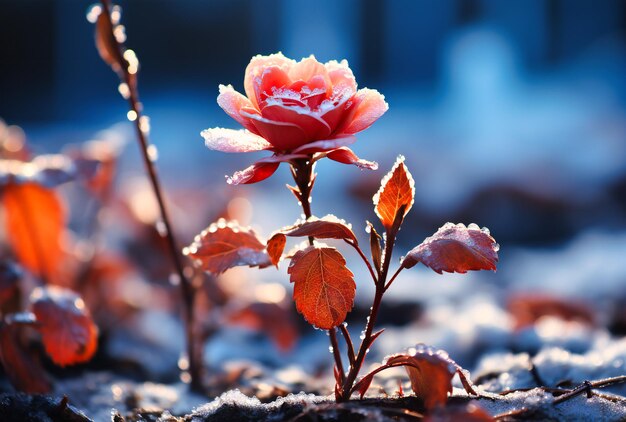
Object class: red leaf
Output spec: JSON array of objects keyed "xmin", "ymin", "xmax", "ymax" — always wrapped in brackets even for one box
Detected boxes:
[
  {"xmin": 2, "ymin": 183, "xmax": 65, "ymax": 281},
  {"xmin": 327, "ymin": 147, "xmax": 378, "ymax": 170},
  {"xmin": 0, "ymin": 321, "xmax": 51, "ymax": 393},
  {"xmin": 283, "ymin": 215, "xmax": 358, "ymax": 244},
  {"xmin": 373, "ymin": 155, "xmax": 414, "ymax": 230},
  {"xmin": 288, "ymin": 246, "xmax": 355, "ymax": 329},
  {"xmin": 356, "ymin": 345, "xmax": 476, "ymax": 405},
  {"xmin": 267, "ymin": 233, "xmax": 287, "ymax": 267},
  {"xmin": 385, "ymin": 346, "xmax": 457, "ymax": 410},
  {"xmin": 367, "ymin": 221, "xmax": 382, "ymax": 273},
  {"xmin": 226, "ymin": 302, "xmax": 298, "ymax": 352},
  {"xmin": 227, "ymin": 161, "xmax": 280, "ymax": 185},
  {"xmin": 184, "ymin": 219, "xmax": 271, "ymax": 274},
  {"xmin": 266, "ymin": 215, "xmax": 358, "ymax": 266},
  {"xmin": 30, "ymin": 286, "xmax": 98, "ymax": 366},
  {"xmin": 402, "ymin": 223, "xmax": 499, "ymax": 274}
]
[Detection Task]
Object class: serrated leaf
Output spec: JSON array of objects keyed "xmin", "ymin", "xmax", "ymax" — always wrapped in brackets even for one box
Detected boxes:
[
  {"xmin": 30, "ymin": 286, "xmax": 98, "ymax": 366},
  {"xmin": 373, "ymin": 155, "xmax": 414, "ymax": 230},
  {"xmin": 386, "ymin": 346, "xmax": 456, "ymax": 410},
  {"xmin": 2, "ymin": 183, "xmax": 65, "ymax": 281},
  {"xmin": 266, "ymin": 215, "xmax": 357, "ymax": 266},
  {"xmin": 0, "ymin": 322, "xmax": 51, "ymax": 393},
  {"xmin": 288, "ymin": 246, "xmax": 355, "ymax": 329},
  {"xmin": 354, "ymin": 344, "xmax": 476, "ymax": 405},
  {"xmin": 283, "ymin": 215, "xmax": 357, "ymax": 243},
  {"xmin": 185, "ymin": 219, "xmax": 271, "ymax": 274},
  {"xmin": 402, "ymin": 223, "xmax": 499, "ymax": 274}
]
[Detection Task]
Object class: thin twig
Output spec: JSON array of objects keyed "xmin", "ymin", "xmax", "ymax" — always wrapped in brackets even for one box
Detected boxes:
[
  {"xmin": 553, "ymin": 376, "xmax": 626, "ymax": 405},
  {"xmin": 98, "ymin": 0, "xmax": 202, "ymax": 391},
  {"xmin": 345, "ymin": 239, "xmax": 378, "ymax": 284},
  {"xmin": 384, "ymin": 265, "xmax": 403, "ymax": 292}
]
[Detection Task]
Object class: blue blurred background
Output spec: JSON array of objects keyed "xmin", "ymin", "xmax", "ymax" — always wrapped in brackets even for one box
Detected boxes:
[
  {"xmin": 1, "ymin": 0, "xmax": 626, "ymax": 384},
  {"xmin": 1, "ymin": 0, "xmax": 626, "ymax": 288},
  {"xmin": 2, "ymin": 0, "xmax": 625, "ymax": 247}
]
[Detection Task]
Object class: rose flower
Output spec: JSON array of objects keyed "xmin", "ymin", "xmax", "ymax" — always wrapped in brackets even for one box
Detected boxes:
[{"xmin": 201, "ymin": 53, "xmax": 388, "ymax": 184}]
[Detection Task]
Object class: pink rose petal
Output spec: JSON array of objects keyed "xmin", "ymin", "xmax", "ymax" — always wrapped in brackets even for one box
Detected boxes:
[
  {"xmin": 320, "ymin": 89, "xmax": 355, "ymax": 133},
  {"xmin": 254, "ymin": 66, "xmax": 292, "ymax": 109},
  {"xmin": 244, "ymin": 53, "xmax": 295, "ymax": 110},
  {"xmin": 201, "ymin": 128, "xmax": 272, "ymax": 153},
  {"xmin": 241, "ymin": 111, "xmax": 308, "ymax": 151},
  {"xmin": 326, "ymin": 147, "xmax": 378, "ymax": 170},
  {"xmin": 325, "ymin": 60, "xmax": 357, "ymax": 92},
  {"xmin": 288, "ymin": 56, "xmax": 331, "ymax": 91},
  {"xmin": 338, "ymin": 88, "xmax": 388, "ymax": 135},
  {"xmin": 261, "ymin": 104, "xmax": 331, "ymax": 140},
  {"xmin": 227, "ymin": 161, "xmax": 280, "ymax": 185},
  {"xmin": 291, "ymin": 136, "xmax": 356, "ymax": 154},
  {"xmin": 217, "ymin": 85, "xmax": 260, "ymax": 133}
]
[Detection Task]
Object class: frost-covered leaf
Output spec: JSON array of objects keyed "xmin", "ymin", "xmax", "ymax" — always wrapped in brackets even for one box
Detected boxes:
[
  {"xmin": 402, "ymin": 223, "xmax": 499, "ymax": 274},
  {"xmin": 326, "ymin": 147, "xmax": 378, "ymax": 170},
  {"xmin": 288, "ymin": 246, "xmax": 355, "ymax": 329},
  {"xmin": 2, "ymin": 183, "xmax": 65, "ymax": 281},
  {"xmin": 184, "ymin": 219, "xmax": 271, "ymax": 274},
  {"xmin": 354, "ymin": 344, "xmax": 477, "ymax": 407},
  {"xmin": 373, "ymin": 155, "xmax": 414, "ymax": 230},
  {"xmin": 30, "ymin": 286, "xmax": 98, "ymax": 366},
  {"xmin": 385, "ymin": 347, "xmax": 456, "ymax": 410},
  {"xmin": 266, "ymin": 215, "xmax": 358, "ymax": 266},
  {"xmin": 0, "ymin": 322, "xmax": 51, "ymax": 393}
]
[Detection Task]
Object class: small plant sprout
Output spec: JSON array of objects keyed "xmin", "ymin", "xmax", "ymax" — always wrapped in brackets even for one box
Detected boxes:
[{"xmin": 190, "ymin": 53, "xmax": 500, "ymax": 406}]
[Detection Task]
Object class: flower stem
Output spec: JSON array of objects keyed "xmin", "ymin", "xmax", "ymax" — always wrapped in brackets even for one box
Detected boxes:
[
  {"xmin": 98, "ymin": 0, "xmax": 203, "ymax": 391},
  {"xmin": 289, "ymin": 158, "xmax": 346, "ymax": 395}
]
